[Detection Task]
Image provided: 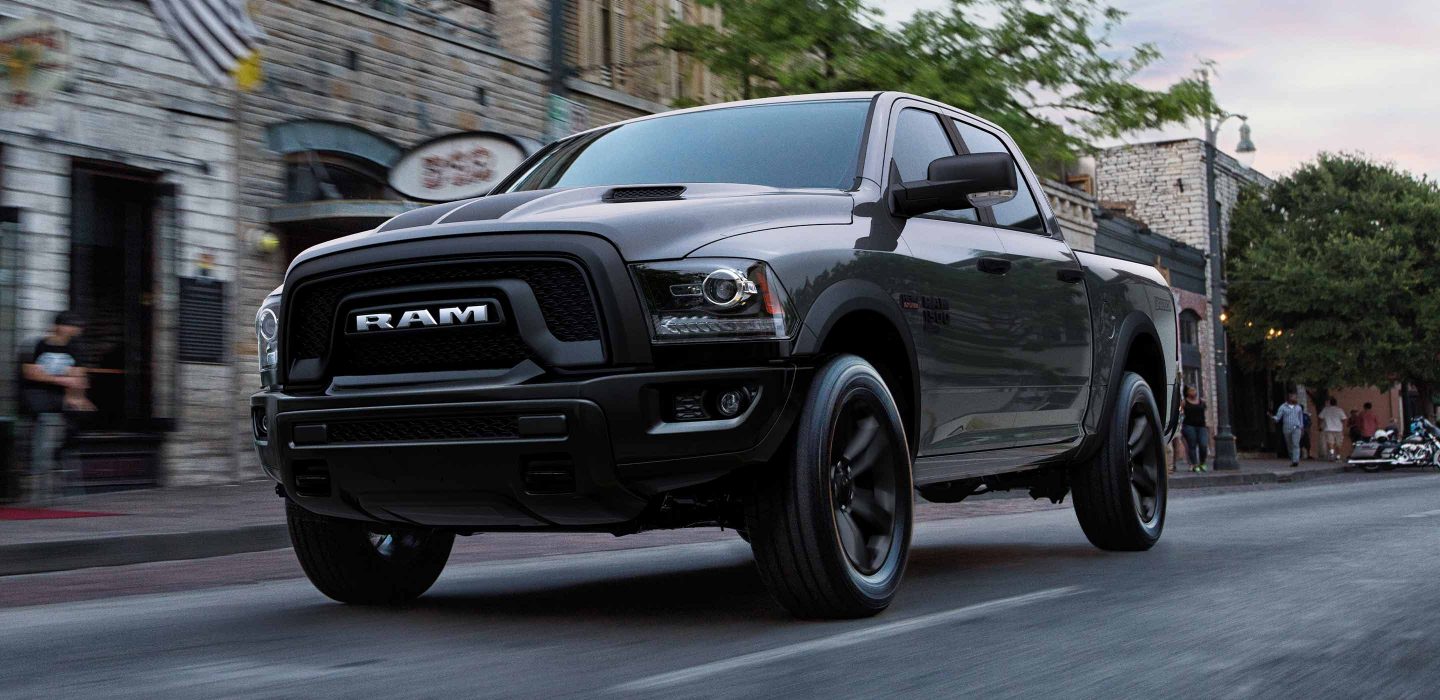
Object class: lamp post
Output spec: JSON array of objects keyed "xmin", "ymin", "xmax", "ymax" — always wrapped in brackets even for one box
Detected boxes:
[{"xmin": 1202, "ymin": 69, "xmax": 1256, "ymax": 471}]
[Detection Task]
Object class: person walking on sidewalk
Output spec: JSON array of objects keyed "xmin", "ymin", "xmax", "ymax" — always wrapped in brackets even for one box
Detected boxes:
[
  {"xmin": 18, "ymin": 311, "xmax": 93, "ymax": 504},
  {"xmin": 1358, "ymin": 402, "xmax": 1380, "ymax": 439},
  {"xmin": 1318, "ymin": 398, "xmax": 1347, "ymax": 461},
  {"xmin": 1180, "ymin": 386, "xmax": 1209, "ymax": 472},
  {"xmin": 1273, "ymin": 393, "xmax": 1306, "ymax": 467}
]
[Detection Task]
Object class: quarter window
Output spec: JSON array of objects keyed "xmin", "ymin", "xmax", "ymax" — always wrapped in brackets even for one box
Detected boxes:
[{"xmin": 951, "ymin": 120, "xmax": 1046, "ymax": 234}]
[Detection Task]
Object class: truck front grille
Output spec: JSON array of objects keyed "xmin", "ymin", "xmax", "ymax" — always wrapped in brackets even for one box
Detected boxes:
[{"xmin": 284, "ymin": 258, "xmax": 601, "ymax": 383}]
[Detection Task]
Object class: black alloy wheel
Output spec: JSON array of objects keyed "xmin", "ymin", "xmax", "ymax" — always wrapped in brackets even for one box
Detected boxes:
[
  {"xmin": 829, "ymin": 390, "xmax": 900, "ymax": 575},
  {"xmin": 1072, "ymin": 371, "xmax": 1167, "ymax": 551},
  {"xmin": 1124, "ymin": 402, "xmax": 1162, "ymax": 529},
  {"xmin": 747, "ymin": 354, "xmax": 914, "ymax": 619}
]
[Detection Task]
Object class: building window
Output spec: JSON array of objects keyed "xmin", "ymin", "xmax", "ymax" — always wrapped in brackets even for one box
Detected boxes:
[
  {"xmin": 1184, "ymin": 366, "xmax": 1202, "ymax": 397},
  {"xmin": 1180, "ymin": 310, "xmax": 1200, "ymax": 347},
  {"xmin": 284, "ymin": 153, "xmax": 398, "ymax": 203}
]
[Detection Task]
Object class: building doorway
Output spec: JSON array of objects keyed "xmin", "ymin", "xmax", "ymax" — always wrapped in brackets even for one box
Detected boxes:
[{"xmin": 68, "ymin": 163, "xmax": 165, "ymax": 487}]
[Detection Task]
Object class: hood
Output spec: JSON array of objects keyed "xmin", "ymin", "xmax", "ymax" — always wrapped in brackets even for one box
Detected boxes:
[{"xmin": 290, "ymin": 183, "xmax": 854, "ymax": 267}]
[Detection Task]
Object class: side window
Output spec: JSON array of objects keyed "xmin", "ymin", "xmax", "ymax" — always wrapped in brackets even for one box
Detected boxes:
[
  {"xmin": 891, "ymin": 108, "xmax": 977, "ymax": 222},
  {"xmin": 951, "ymin": 120, "xmax": 1047, "ymax": 234}
]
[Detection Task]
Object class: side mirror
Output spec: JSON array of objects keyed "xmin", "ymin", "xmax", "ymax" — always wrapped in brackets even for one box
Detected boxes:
[{"xmin": 890, "ymin": 152, "xmax": 1018, "ymax": 218}]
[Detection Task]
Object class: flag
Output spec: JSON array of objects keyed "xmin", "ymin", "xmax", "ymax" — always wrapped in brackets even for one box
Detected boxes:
[{"xmin": 150, "ymin": 0, "xmax": 266, "ymax": 90}]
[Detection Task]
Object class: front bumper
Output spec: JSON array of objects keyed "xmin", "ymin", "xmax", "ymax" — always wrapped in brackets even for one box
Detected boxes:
[{"xmin": 253, "ymin": 364, "xmax": 804, "ymax": 531}]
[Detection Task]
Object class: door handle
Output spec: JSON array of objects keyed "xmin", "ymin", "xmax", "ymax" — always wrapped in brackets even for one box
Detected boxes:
[
  {"xmin": 1056, "ymin": 268, "xmax": 1084, "ymax": 284},
  {"xmin": 977, "ymin": 257, "xmax": 1011, "ymax": 275}
]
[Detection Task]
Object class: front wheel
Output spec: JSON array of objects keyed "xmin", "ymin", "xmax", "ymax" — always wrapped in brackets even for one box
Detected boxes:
[
  {"xmin": 1072, "ymin": 371, "xmax": 1166, "ymax": 551},
  {"xmin": 287, "ymin": 500, "xmax": 454, "ymax": 605},
  {"xmin": 747, "ymin": 354, "xmax": 913, "ymax": 619}
]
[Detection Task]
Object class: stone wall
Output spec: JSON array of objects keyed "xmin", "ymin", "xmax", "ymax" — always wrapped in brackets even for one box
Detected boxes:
[
  {"xmin": 0, "ymin": 0, "xmax": 239, "ymax": 483},
  {"xmin": 1096, "ymin": 138, "xmax": 1272, "ymax": 434}
]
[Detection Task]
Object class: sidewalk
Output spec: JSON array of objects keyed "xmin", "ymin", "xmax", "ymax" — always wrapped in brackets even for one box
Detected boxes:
[
  {"xmin": 1169, "ymin": 455, "xmax": 1353, "ymax": 489},
  {"xmin": 0, "ymin": 480, "xmax": 286, "ymax": 576},
  {"xmin": 0, "ymin": 457, "xmax": 1358, "ymax": 577}
]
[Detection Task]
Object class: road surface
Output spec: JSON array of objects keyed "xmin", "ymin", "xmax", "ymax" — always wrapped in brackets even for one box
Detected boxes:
[{"xmin": 2, "ymin": 473, "xmax": 1437, "ymax": 698}]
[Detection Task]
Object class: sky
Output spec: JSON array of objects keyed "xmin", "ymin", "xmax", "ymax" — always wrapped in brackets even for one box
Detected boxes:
[{"xmin": 874, "ymin": 0, "xmax": 1440, "ymax": 181}]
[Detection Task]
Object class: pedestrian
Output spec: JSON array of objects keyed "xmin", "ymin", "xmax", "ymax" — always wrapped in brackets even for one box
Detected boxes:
[
  {"xmin": 1272, "ymin": 392, "xmax": 1306, "ymax": 467},
  {"xmin": 1299, "ymin": 408, "xmax": 1313, "ymax": 460},
  {"xmin": 1179, "ymin": 386, "xmax": 1209, "ymax": 472},
  {"xmin": 1318, "ymin": 397, "xmax": 1347, "ymax": 461},
  {"xmin": 1358, "ymin": 402, "xmax": 1380, "ymax": 439},
  {"xmin": 18, "ymin": 311, "xmax": 93, "ymax": 504},
  {"xmin": 1348, "ymin": 409, "xmax": 1362, "ymax": 443}
]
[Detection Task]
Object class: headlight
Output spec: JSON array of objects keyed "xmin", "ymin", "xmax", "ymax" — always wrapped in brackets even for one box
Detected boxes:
[
  {"xmin": 256, "ymin": 288, "xmax": 282, "ymax": 377},
  {"xmin": 631, "ymin": 259, "xmax": 795, "ymax": 342}
]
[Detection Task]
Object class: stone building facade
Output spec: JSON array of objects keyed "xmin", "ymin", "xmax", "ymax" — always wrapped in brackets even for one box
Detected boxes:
[
  {"xmin": 0, "ymin": 0, "xmax": 730, "ymax": 490},
  {"xmin": 230, "ymin": 0, "xmax": 710, "ymax": 480},
  {"xmin": 1095, "ymin": 139, "xmax": 1272, "ymax": 432},
  {"xmin": 0, "ymin": 0, "xmax": 239, "ymax": 486}
]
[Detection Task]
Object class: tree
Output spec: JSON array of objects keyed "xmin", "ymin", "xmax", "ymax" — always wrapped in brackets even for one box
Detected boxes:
[
  {"xmin": 1227, "ymin": 154, "xmax": 1440, "ymax": 415},
  {"xmin": 659, "ymin": 0, "xmax": 1216, "ymax": 170}
]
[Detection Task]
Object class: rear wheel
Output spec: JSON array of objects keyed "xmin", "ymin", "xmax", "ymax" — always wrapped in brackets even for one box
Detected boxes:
[
  {"xmin": 747, "ymin": 354, "xmax": 913, "ymax": 619},
  {"xmin": 1072, "ymin": 371, "xmax": 1166, "ymax": 551},
  {"xmin": 287, "ymin": 500, "xmax": 454, "ymax": 605}
]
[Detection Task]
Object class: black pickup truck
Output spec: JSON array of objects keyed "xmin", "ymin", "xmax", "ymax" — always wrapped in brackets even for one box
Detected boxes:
[{"xmin": 253, "ymin": 92, "xmax": 1179, "ymax": 619}]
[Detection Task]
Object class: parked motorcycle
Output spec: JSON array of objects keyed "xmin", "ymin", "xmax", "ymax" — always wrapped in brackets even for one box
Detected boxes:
[{"xmin": 1348, "ymin": 417, "xmax": 1440, "ymax": 472}]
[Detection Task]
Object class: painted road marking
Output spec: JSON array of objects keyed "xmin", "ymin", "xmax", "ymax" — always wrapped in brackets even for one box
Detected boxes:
[
  {"xmin": 1402, "ymin": 508, "xmax": 1440, "ymax": 518},
  {"xmin": 611, "ymin": 586, "xmax": 1084, "ymax": 693}
]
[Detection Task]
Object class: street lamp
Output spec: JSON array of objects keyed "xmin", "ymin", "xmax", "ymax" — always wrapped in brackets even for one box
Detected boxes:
[
  {"xmin": 1235, "ymin": 121, "xmax": 1257, "ymax": 168},
  {"xmin": 1201, "ymin": 69, "xmax": 1255, "ymax": 472}
]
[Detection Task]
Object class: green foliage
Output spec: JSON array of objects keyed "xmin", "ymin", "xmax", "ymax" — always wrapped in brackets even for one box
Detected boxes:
[
  {"xmin": 1227, "ymin": 154, "xmax": 1440, "ymax": 397},
  {"xmin": 658, "ymin": 0, "xmax": 1216, "ymax": 170}
]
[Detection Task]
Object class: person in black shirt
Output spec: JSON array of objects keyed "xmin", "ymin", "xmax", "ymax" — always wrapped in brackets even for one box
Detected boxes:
[
  {"xmin": 1179, "ymin": 385, "xmax": 1209, "ymax": 473},
  {"xmin": 18, "ymin": 311, "xmax": 91, "ymax": 504}
]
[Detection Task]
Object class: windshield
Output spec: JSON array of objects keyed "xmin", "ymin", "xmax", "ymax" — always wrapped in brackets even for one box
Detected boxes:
[{"xmin": 502, "ymin": 100, "xmax": 871, "ymax": 192}]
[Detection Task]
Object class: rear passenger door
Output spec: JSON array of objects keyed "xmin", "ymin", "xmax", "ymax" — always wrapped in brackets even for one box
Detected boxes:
[{"xmin": 950, "ymin": 118, "xmax": 1093, "ymax": 451}]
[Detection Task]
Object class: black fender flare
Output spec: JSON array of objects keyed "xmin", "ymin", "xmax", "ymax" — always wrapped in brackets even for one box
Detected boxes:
[
  {"xmin": 793, "ymin": 278, "xmax": 921, "ymax": 453},
  {"xmin": 1078, "ymin": 310, "xmax": 1169, "ymax": 463}
]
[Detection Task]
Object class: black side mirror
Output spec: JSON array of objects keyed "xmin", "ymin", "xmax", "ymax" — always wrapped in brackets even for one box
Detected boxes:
[{"xmin": 890, "ymin": 152, "xmax": 1018, "ymax": 218}]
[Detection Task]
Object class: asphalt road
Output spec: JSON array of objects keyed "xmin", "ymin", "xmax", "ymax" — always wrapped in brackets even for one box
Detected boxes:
[{"xmin": 3, "ymin": 472, "xmax": 1438, "ymax": 699}]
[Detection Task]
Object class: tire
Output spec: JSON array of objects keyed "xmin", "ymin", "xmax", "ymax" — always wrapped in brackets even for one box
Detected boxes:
[
  {"xmin": 1072, "ymin": 371, "xmax": 1166, "ymax": 551},
  {"xmin": 287, "ymin": 500, "xmax": 455, "ymax": 605},
  {"xmin": 746, "ymin": 354, "xmax": 913, "ymax": 619},
  {"xmin": 1360, "ymin": 462, "xmax": 1383, "ymax": 473}
]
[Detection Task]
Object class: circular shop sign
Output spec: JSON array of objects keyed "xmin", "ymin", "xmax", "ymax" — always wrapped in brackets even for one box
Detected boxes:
[{"xmin": 388, "ymin": 131, "xmax": 528, "ymax": 202}]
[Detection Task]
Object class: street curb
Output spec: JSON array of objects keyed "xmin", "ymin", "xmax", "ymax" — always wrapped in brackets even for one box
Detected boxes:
[
  {"xmin": 0, "ymin": 465, "xmax": 1361, "ymax": 576},
  {"xmin": 0, "ymin": 524, "xmax": 290, "ymax": 577},
  {"xmin": 1169, "ymin": 464, "xmax": 1354, "ymax": 489}
]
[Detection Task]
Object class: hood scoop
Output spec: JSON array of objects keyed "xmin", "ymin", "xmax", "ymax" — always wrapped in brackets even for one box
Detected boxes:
[{"xmin": 603, "ymin": 185, "xmax": 686, "ymax": 202}]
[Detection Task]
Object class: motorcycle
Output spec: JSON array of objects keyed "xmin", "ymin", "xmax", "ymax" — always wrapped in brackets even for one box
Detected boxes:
[{"xmin": 1348, "ymin": 417, "xmax": 1440, "ymax": 472}]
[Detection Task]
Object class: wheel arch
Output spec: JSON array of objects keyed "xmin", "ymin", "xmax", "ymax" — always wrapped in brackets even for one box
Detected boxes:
[
  {"xmin": 794, "ymin": 279, "xmax": 920, "ymax": 456},
  {"xmin": 1081, "ymin": 311, "xmax": 1171, "ymax": 463}
]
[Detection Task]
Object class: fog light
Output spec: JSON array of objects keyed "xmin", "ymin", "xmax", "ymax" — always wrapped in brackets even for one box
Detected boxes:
[{"xmin": 717, "ymin": 389, "xmax": 747, "ymax": 418}]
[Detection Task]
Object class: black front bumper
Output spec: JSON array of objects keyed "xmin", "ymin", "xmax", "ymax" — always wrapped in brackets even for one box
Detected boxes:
[{"xmin": 253, "ymin": 364, "xmax": 804, "ymax": 531}]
